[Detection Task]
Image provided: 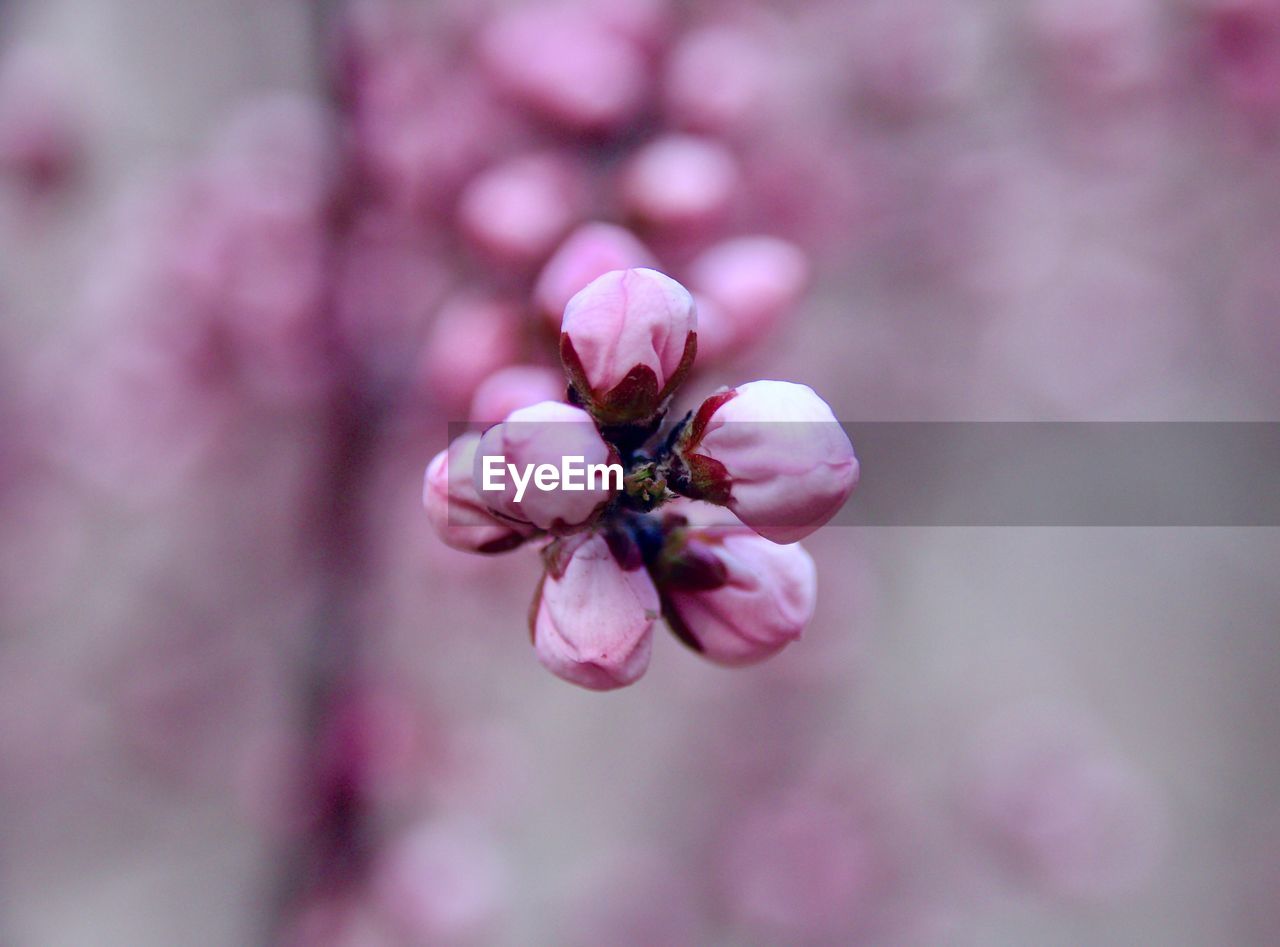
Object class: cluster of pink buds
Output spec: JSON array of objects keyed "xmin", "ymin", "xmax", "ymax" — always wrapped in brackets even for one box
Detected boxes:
[{"xmin": 424, "ymin": 267, "xmax": 857, "ymax": 690}]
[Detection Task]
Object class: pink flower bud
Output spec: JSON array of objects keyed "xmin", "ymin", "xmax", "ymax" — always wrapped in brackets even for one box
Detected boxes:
[
  {"xmin": 457, "ymin": 152, "xmax": 585, "ymax": 266},
  {"xmin": 662, "ymin": 528, "xmax": 816, "ymax": 665},
  {"xmin": 663, "ymin": 26, "xmax": 771, "ymax": 134},
  {"xmin": 533, "ymin": 223, "xmax": 657, "ymax": 330},
  {"xmin": 424, "ymin": 434, "xmax": 533, "ymax": 554},
  {"xmin": 531, "ymin": 533, "xmax": 658, "ymax": 690},
  {"xmin": 686, "ymin": 237, "xmax": 809, "ymax": 361},
  {"xmin": 472, "ymin": 401, "xmax": 618, "ymax": 531},
  {"xmin": 675, "ymin": 381, "xmax": 857, "ymax": 544},
  {"xmin": 560, "ymin": 268, "xmax": 698, "ymax": 424},
  {"xmin": 372, "ymin": 820, "xmax": 508, "ymax": 945},
  {"xmin": 620, "ymin": 134, "xmax": 739, "ymax": 232},
  {"xmin": 964, "ymin": 705, "xmax": 1165, "ymax": 900},
  {"xmin": 478, "ymin": 6, "xmax": 647, "ymax": 132},
  {"xmin": 419, "ymin": 295, "xmax": 521, "ymax": 410},
  {"xmin": 468, "ymin": 365, "xmax": 566, "ymax": 426}
]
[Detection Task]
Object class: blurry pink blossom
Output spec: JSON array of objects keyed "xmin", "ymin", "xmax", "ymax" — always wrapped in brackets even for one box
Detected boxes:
[
  {"xmin": 533, "ymin": 223, "xmax": 657, "ymax": 329},
  {"xmin": 685, "ymin": 236, "xmax": 809, "ymax": 361},
  {"xmin": 468, "ymin": 365, "xmax": 566, "ymax": 426},
  {"xmin": 964, "ymin": 705, "xmax": 1166, "ymax": 900},
  {"xmin": 419, "ymin": 295, "xmax": 522, "ymax": 411},
  {"xmin": 620, "ymin": 134, "xmax": 739, "ymax": 233},
  {"xmin": 457, "ymin": 152, "xmax": 588, "ymax": 267},
  {"xmin": 478, "ymin": 4, "xmax": 648, "ymax": 133}
]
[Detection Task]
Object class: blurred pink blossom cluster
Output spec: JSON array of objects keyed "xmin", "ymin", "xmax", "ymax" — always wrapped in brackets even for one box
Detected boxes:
[{"xmin": 0, "ymin": 0, "xmax": 1244, "ymax": 942}]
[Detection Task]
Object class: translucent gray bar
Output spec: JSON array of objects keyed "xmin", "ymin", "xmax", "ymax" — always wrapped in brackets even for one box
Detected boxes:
[{"xmin": 836, "ymin": 423, "xmax": 1280, "ymax": 526}]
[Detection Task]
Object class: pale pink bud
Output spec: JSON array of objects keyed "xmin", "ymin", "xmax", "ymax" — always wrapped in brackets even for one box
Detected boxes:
[
  {"xmin": 560, "ymin": 268, "xmax": 697, "ymax": 423},
  {"xmin": 686, "ymin": 237, "xmax": 809, "ymax": 361},
  {"xmin": 531, "ymin": 533, "xmax": 658, "ymax": 690},
  {"xmin": 849, "ymin": 0, "xmax": 985, "ymax": 116},
  {"xmin": 663, "ymin": 528, "xmax": 816, "ymax": 665},
  {"xmin": 533, "ymin": 223, "xmax": 657, "ymax": 329},
  {"xmin": 722, "ymin": 786, "xmax": 881, "ymax": 938},
  {"xmin": 478, "ymin": 6, "xmax": 647, "ymax": 132},
  {"xmin": 965, "ymin": 706, "xmax": 1165, "ymax": 900},
  {"xmin": 675, "ymin": 381, "xmax": 857, "ymax": 544},
  {"xmin": 620, "ymin": 134, "xmax": 739, "ymax": 231},
  {"xmin": 423, "ymin": 434, "xmax": 533, "ymax": 554},
  {"xmin": 664, "ymin": 27, "xmax": 771, "ymax": 134},
  {"xmin": 472, "ymin": 401, "xmax": 618, "ymax": 531},
  {"xmin": 468, "ymin": 365, "xmax": 566, "ymax": 426},
  {"xmin": 420, "ymin": 295, "xmax": 521, "ymax": 409},
  {"xmin": 372, "ymin": 820, "xmax": 508, "ymax": 945},
  {"xmin": 457, "ymin": 152, "xmax": 585, "ymax": 266}
]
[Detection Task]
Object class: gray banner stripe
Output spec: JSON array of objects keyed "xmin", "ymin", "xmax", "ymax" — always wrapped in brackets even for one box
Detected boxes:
[{"xmin": 836, "ymin": 423, "xmax": 1280, "ymax": 526}]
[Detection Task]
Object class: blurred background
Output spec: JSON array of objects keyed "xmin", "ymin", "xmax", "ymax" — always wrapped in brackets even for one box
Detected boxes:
[{"xmin": 0, "ymin": 0, "xmax": 1278, "ymax": 944}]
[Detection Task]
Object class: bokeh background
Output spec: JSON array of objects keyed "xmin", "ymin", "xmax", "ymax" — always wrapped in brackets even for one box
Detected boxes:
[{"xmin": 1, "ymin": 0, "xmax": 1278, "ymax": 944}]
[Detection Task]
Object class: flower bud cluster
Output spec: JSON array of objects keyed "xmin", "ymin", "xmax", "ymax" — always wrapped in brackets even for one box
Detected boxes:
[{"xmin": 424, "ymin": 268, "xmax": 857, "ymax": 690}]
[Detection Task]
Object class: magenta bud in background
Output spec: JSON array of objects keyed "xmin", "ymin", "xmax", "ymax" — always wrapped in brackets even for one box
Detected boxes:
[
  {"xmin": 457, "ymin": 152, "xmax": 586, "ymax": 267},
  {"xmin": 478, "ymin": 5, "xmax": 648, "ymax": 133},
  {"xmin": 371, "ymin": 820, "xmax": 508, "ymax": 945},
  {"xmin": 468, "ymin": 365, "xmax": 566, "ymax": 426},
  {"xmin": 964, "ymin": 706, "xmax": 1166, "ymax": 901},
  {"xmin": 620, "ymin": 134, "xmax": 739, "ymax": 232},
  {"xmin": 531, "ymin": 532, "xmax": 659, "ymax": 690},
  {"xmin": 419, "ymin": 295, "xmax": 521, "ymax": 410},
  {"xmin": 534, "ymin": 223, "xmax": 657, "ymax": 330},
  {"xmin": 663, "ymin": 26, "xmax": 771, "ymax": 135},
  {"xmin": 686, "ymin": 236, "xmax": 809, "ymax": 361},
  {"xmin": 676, "ymin": 381, "xmax": 858, "ymax": 544}
]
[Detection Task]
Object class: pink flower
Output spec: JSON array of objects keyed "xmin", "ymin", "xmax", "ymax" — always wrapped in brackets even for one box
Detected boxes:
[
  {"xmin": 478, "ymin": 5, "xmax": 647, "ymax": 132},
  {"xmin": 674, "ymin": 381, "xmax": 857, "ymax": 544},
  {"xmin": 560, "ymin": 268, "xmax": 698, "ymax": 424},
  {"xmin": 531, "ymin": 533, "xmax": 658, "ymax": 690},
  {"xmin": 686, "ymin": 236, "xmax": 809, "ymax": 361},
  {"xmin": 661, "ymin": 527, "xmax": 816, "ymax": 665},
  {"xmin": 721, "ymin": 784, "xmax": 882, "ymax": 939},
  {"xmin": 533, "ymin": 223, "xmax": 656, "ymax": 329},
  {"xmin": 423, "ymin": 434, "xmax": 533, "ymax": 554},
  {"xmin": 472, "ymin": 401, "xmax": 618, "ymax": 531},
  {"xmin": 964, "ymin": 705, "xmax": 1166, "ymax": 900},
  {"xmin": 372, "ymin": 820, "xmax": 508, "ymax": 945},
  {"xmin": 468, "ymin": 365, "xmax": 566, "ymax": 426},
  {"xmin": 456, "ymin": 152, "xmax": 586, "ymax": 266},
  {"xmin": 663, "ymin": 26, "xmax": 772, "ymax": 135},
  {"xmin": 620, "ymin": 134, "xmax": 739, "ymax": 231},
  {"xmin": 419, "ymin": 295, "xmax": 521, "ymax": 410}
]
